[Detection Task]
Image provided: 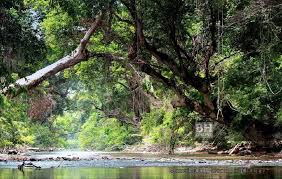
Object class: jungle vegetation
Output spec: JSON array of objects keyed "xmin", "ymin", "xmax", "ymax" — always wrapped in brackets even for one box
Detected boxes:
[{"xmin": 0, "ymin": 0, "xmax": 281, "ymax": 153}]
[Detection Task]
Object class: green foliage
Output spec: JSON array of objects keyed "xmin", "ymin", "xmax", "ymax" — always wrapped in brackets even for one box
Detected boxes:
[
  {"xmin": 0, "ymin": 94, "xmax": 79, "ymax": 148},
  {"xmin": 79, "ymin": 114, "xmax": 139, "ymax": 150},
  {"xmin": 225, "ymin": 131, "xmax": 245, "ymax": 147},
  {"xmin": 30, "ymin": 123, "xmax": 66, "ymax": 148},
  {"xmin": 224, "ymin": 55, "xmax": 282, "ymax": 128},
  {"xmin": 141, "ymin": 107, "xmax": 196, "ymax": 150},
  {"xmin": 41, "ymin": 8, "xmax": 76, "ymax": 62},
  {"xmin": 0, "ymin": 0, "xmax": 282, "ymax": 151},
  {"xmin": 0, "ymin": 96, "xmax": 31, "ymax": 147},
  {"xmin": 276, "ymin": 107, "xmax": 282, "ymax": 125},
  {"xmin": 141, "ymin": 108, "xmax": 165, "ymax": 135},
  {"xmin": 0, "ymin": 0, "xmax": 46, "ymax": 87}
]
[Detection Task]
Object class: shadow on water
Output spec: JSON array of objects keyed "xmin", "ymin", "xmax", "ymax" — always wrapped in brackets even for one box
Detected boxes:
[{"xmin": 0, "ymin": 166, "xmax": 282, "ymax": 179}]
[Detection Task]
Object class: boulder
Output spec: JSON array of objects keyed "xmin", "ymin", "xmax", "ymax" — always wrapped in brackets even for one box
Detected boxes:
[
  {"xmin": 62, "ymin": 157, "xmax": 72, "ymax": 161},
  {"xmin": 101, "ymin": 156, "xmax": 109, "ymax": 160},
  {"xmin": 7, "ymin": 150, "xmax": 18, "ymax": 155}
]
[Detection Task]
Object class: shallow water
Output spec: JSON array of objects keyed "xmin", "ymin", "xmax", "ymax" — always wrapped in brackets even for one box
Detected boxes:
[
  {"xmin": 1, "ymin": 151, "xmax": 282, "ymax": 178},
  {"xmin": 1, "ymin": 166, "xmax": 282, "ymax": 179}
]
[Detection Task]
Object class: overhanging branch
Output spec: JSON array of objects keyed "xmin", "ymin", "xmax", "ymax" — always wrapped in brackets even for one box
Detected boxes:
[{"xmin": 1, "ymin": 12, "xmax": 104, "ymax": 95}]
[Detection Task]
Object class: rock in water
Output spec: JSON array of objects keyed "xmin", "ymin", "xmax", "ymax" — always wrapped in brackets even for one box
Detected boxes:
[
  {"xmin": 8, "ymin": 150, "xmax": 18, "ymax": 155},
  {"xmin": 30, "ymin": 158, "xmax": 37, "ymax": 161}
]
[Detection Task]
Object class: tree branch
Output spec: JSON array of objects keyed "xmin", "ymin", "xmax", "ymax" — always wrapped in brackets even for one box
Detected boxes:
[
  {"xmin": 139, "ymin": 62, "xmax": 217, "ymax": 120},
  {"xmin": 1, "ymin": 12, "xmax": 104, "ymax": 95},
  {"xmin": 125, "ymin": 0, "xmax": 209, "ymax": 94}
]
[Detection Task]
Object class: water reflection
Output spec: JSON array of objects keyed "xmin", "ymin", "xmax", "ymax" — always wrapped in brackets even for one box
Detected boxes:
[{"xmin": 0, "ymin": 166, "xmax": 281, "ymax": 179}]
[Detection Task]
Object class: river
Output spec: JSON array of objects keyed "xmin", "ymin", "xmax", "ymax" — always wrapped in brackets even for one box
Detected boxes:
[{"xmin": 0, "ymin": 151, "xmax": 282, "ymax": 178}]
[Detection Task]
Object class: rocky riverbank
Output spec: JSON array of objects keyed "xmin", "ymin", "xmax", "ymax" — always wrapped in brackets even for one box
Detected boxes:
[
  {"xmin": 124, "ymin": 141, "xmax": 282, "ymax": 157},
  {"xmin": 0, "ymin": 141, "xmax": 281, "ymax": 164},
  {"xmin": 0, "ymin": 151, "xmax": 282, "ymax": 169},
  {"xmin": 0, "ymin": 150, "xmax": 281, "ymax": 164}
]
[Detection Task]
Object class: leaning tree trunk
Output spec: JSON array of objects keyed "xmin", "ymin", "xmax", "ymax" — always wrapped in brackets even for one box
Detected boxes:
[{"xmin": 1, "ymin": 12, "xmax": 104, "ymax": 96}]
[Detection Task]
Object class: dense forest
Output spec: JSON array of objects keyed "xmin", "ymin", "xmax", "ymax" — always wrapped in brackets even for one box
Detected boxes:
[{"xmin": 0, "ymin": 0, "xmax": 281, "ymax": 153}]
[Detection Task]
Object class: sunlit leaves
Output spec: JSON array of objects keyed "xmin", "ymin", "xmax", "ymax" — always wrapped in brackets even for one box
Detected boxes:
[
  {"xmin": 79, "ymin": 114, "xmax": 137, "ymax": 150},
  {"xmin": 41, "ymin": 8, "xmax": 76, "ymax": 62}
]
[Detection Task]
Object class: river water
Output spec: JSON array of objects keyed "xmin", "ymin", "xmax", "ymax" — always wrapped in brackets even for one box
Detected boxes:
[
  {"xmin": 0, "ymin": 151, "xmax": 282, "ymax": 178},
  {"xmin": 1, "ymin": 166, "xmax": 282, "ymax": 178}
]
